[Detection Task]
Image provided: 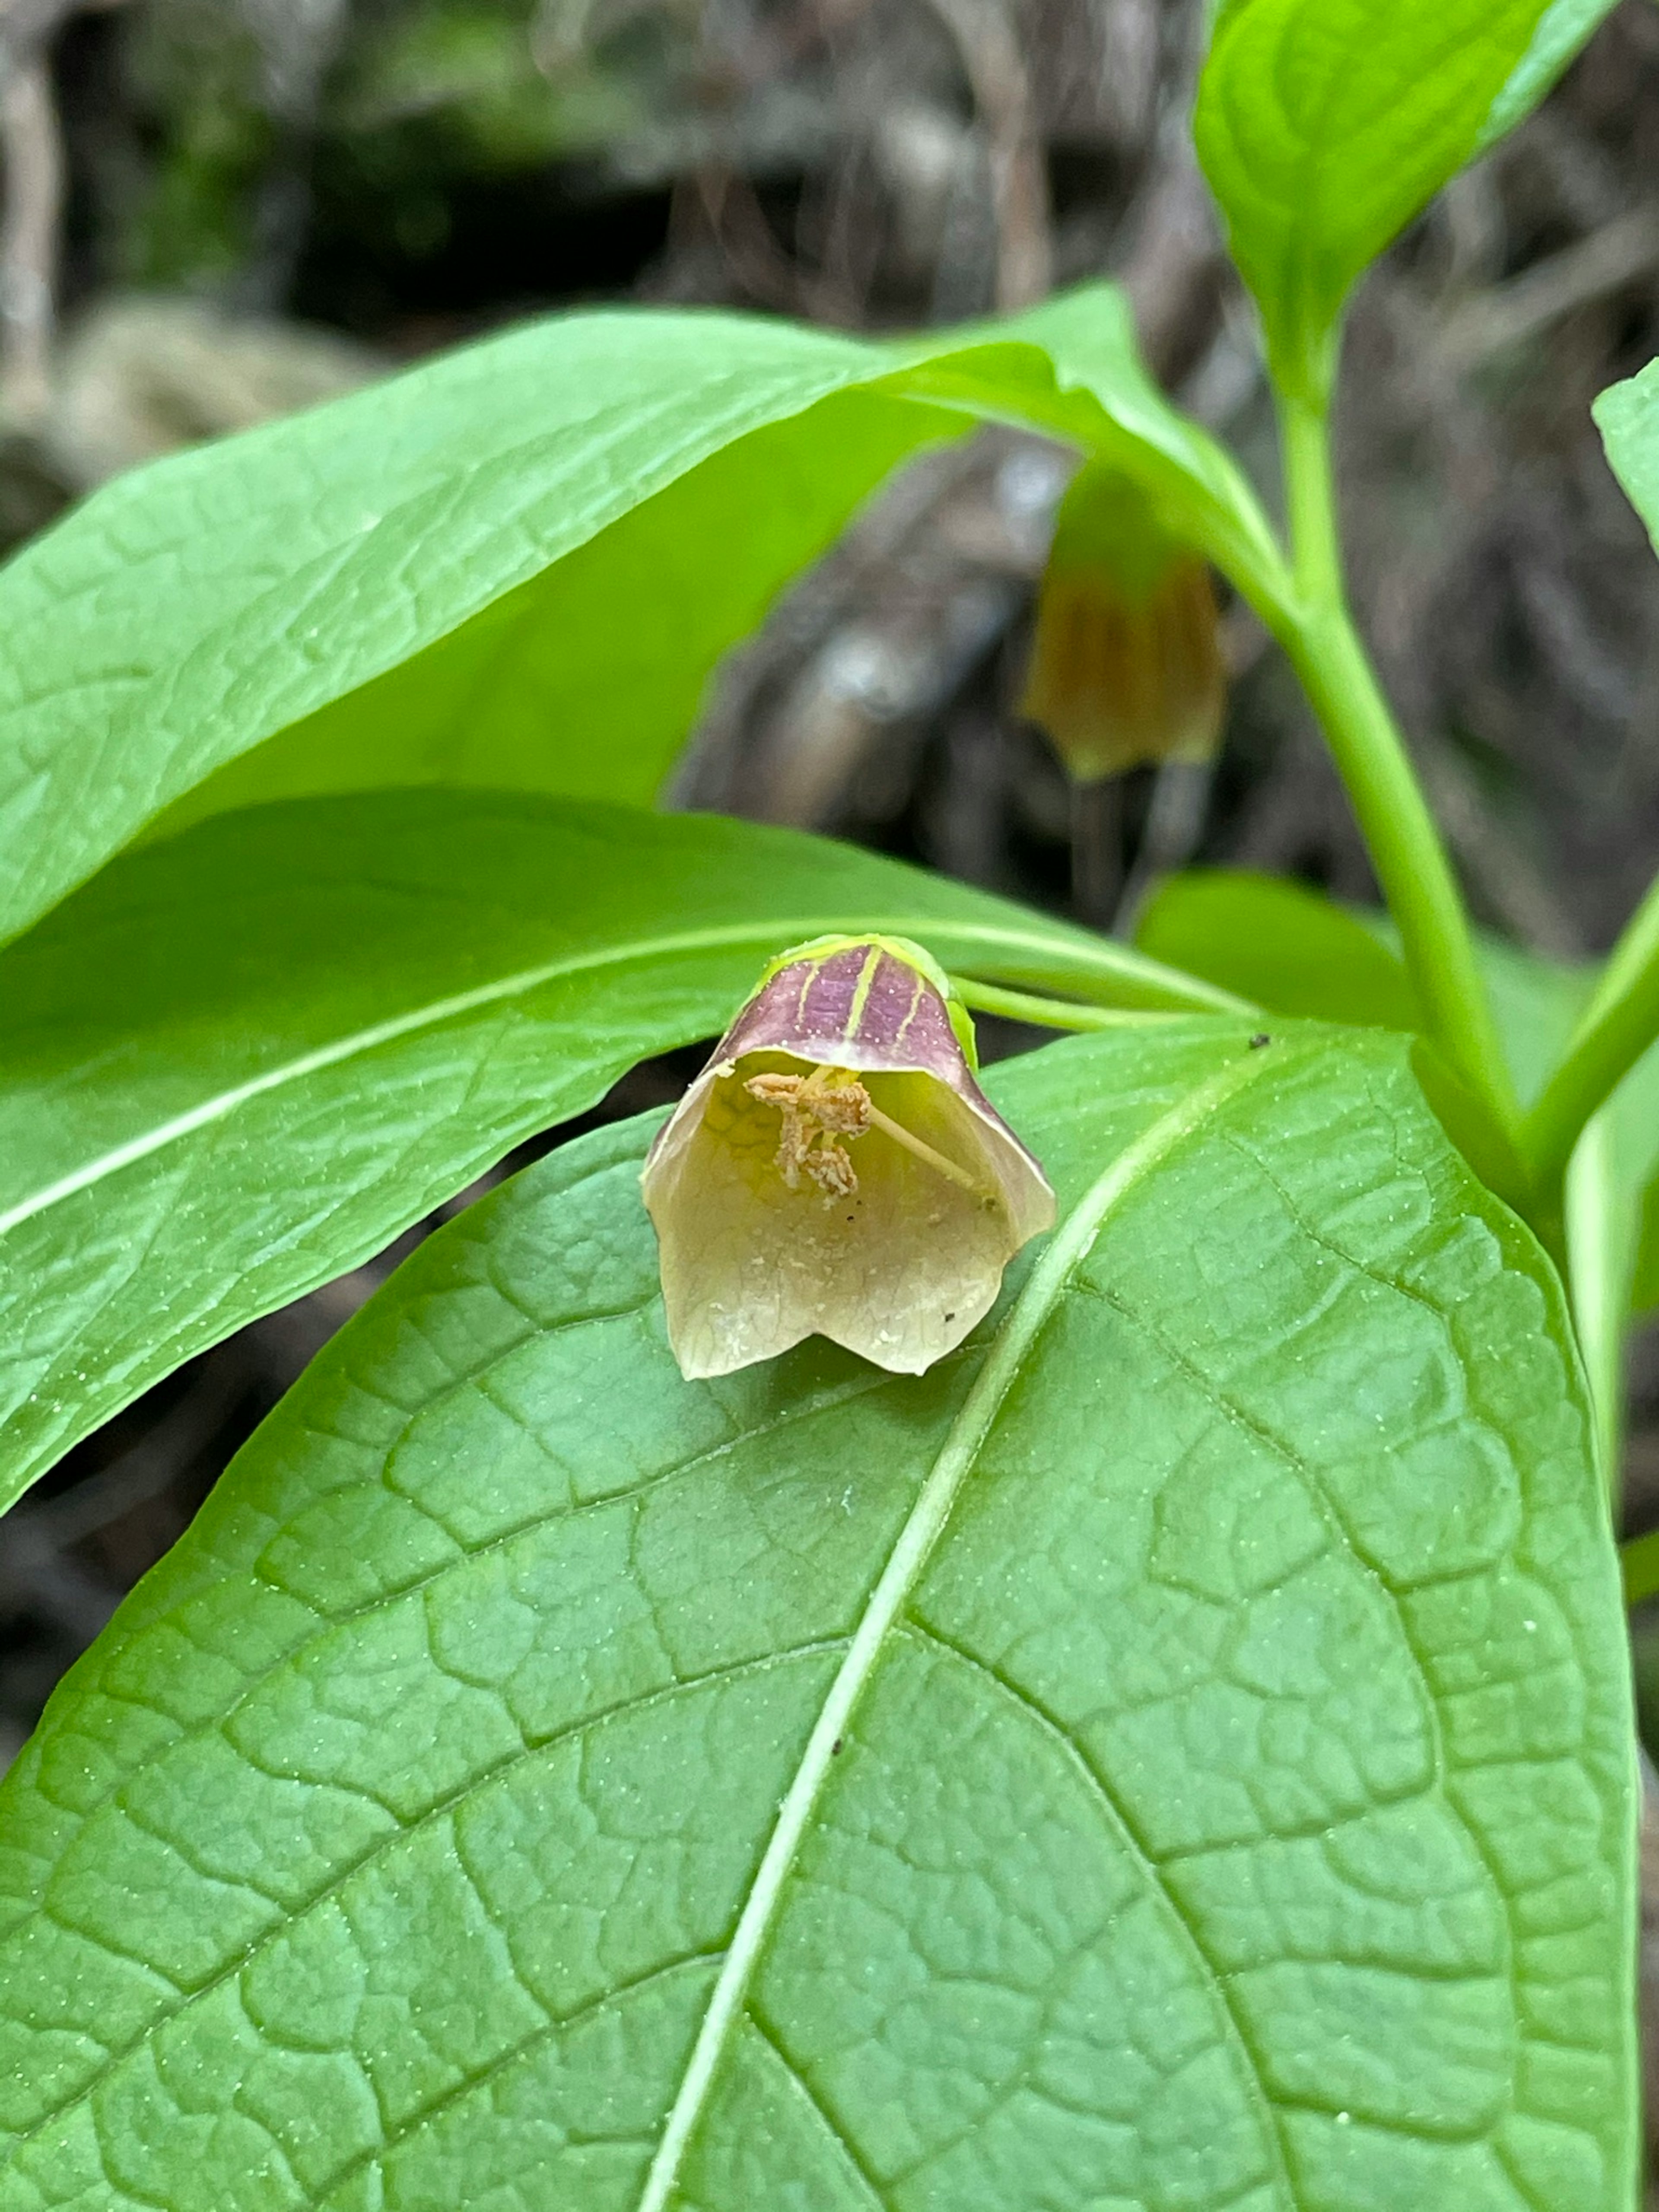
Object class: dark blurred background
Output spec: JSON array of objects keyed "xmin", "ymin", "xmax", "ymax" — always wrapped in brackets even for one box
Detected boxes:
[{"xmin": 6, "ymin": 0, "xmax": 1659, "ymax": 2157}]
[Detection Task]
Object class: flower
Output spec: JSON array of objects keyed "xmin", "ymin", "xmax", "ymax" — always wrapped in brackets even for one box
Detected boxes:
[
  {"xmin": 1020, "ymin": 459, "xmax": 1226, "ymax": 781},
  {"xmin": 641, "ymin": 936, "xmax": 1056, "ymax": 1379}
]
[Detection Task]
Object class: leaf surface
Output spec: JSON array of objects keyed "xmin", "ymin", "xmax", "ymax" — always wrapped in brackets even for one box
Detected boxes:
[
  {"xmin": 0, "ymin": 1023, "xmax": 1633, "ymax": 2211},
  {"xmin": 1135, "ymin": 867, "xmax": 1419, "ymax": 1031},
  {"xmin": 1476, "ymin": 0, "xmax": 1623, "ymax": 153},
  {"xmin": 1137, "ymin": 866, "xmax": 1659, "ymax": 1348},
  {"xmin": 1597, "ymin": 359, "xmax": 1659, "ymax": 556},
  {"xmin": 0, "ymin": 791, "xmax": 1214, "ymax": 1517},
  {"xmin": 1195, "ymin": 0, "xmax": 1608, "ymax": 400},
  {"xmin": 0, "ymin": 288, "xmax": 1279, "ymax": 952}
]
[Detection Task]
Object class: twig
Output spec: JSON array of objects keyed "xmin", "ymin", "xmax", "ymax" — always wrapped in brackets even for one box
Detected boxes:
[
  {"xmin": 235, "ymin": 0, "xmax": 352, "ymax": 310},
  {"xmin": 0, "ymin": 47, "xmax": 59, "ymax": 427},
  {"xmin": 916, "ymin": 0, "xmax": 1051, "ymax": 308},
  {"xmin": 1115, "ymin": 0, "xmax": 1221, "ymax": 382},
  {"xmin": 1113, "ymin": 760, "xmax": 1214, "ymax": 935},
  {"xmin": 1069, "ymin": 775, "xmax": 1121, "ymax": 926},
  {"xmin": 0, "ymin": 0, "xmax": 76, "ymax": 89},
  {"xmin": 1439, "ymin": 204, "xmax": 1659, "ymax": 369}
]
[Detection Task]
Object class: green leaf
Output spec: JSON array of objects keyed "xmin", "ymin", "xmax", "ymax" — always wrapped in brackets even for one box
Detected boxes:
[
  {"xmin": 1134, "ymin": 867, "xmax": 1420, "ymax": 1030},
  {"xmin": 1130, "ymin": 865, "xmax": 1602, "ymax": 1106},
  {"xmin": 1195, "ymin": 0, "xmax": 1603, "ymax": 402},
  {"xmin": 1128, "ymin": 869, "xmax": 1596, "ymax": 1225},
  {"xmin": 146, "ymin": 391, "xmax": 940, "ymax": 839},
  {"xmin": 0, "ymin": 287, "xmax": 1282, "ymax": 953},
  {"xmin": 1475, "ymin": 0, "xmax": 1623, "ymax": 154},
  {"xmin": 1595, "ymin": 360, "xmax": 1659, "ymax": 553},
  {"xmin": 0, "ymin": 1023, "xmax": 1632, "ymax": 2209},
  {"xmin": 881, "ymin": 290, "xmax": 1286, "ymax": 598},
  {"xmin": 1631, "ymin": 1182, "xmax": 1659, "ymax": 1316},
  {"xmin": 1135, "ymin": 867, "xmax": 1659, "ymax": 1417},
  {"xmin": 0, "ymin": 790, "xmax": 1219, "ymax": 1518}
]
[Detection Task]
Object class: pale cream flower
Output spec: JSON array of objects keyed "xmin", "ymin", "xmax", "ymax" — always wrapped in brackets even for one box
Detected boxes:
[{"xmin": 642, "ymin": 936, "xmax": 1056, "ymax": 1379}]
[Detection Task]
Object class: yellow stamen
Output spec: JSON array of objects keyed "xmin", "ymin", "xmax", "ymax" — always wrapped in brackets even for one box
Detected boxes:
[{"xmin": 744, "ymin": 1064, "xmax": 987, "ymax": 1202}]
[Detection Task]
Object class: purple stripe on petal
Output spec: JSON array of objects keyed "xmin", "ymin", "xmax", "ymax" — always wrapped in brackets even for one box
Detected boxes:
[
  {"xmin": 707, "ymin": 941, "xmax": 1012, "ymax": 1118},
  {"xmin": 801, "ymin": 946, "xmax": 868, "ymax": 1037}
]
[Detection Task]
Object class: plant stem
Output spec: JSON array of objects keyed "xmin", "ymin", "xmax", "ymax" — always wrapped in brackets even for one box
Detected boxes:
[
  {"xmin": 950, "ymin": 977, "xmax": 1212, "ymax": 1030},
  {"xmin": 1564, "ymin": 1112, "xmax": 1626, "ymax": 1500},
  {"xmin": 1525, "ymin": 872, "xmax": 1659, "ymax": 1189},
  {"xmin": 1274, "ymin": 394, "xmax": 1522, "ymax": 1150},
  {"xmin": 1621, "ymin": 1526, "xmax": 1659, "ymax": 1608}
]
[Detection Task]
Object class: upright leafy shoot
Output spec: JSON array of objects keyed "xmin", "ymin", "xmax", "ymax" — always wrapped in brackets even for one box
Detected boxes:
[{"xmin": 1197, "ymin": 0, "xmax": 1619, "ymax": 404}]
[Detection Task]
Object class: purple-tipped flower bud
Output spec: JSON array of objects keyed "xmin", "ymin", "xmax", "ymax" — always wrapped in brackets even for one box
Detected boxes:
[{"xmin": 642, "ymin": 935, "xmax": 1056, "ymax": 1379}]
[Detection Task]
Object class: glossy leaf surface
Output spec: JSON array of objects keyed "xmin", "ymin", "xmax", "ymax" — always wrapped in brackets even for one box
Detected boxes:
[
  {"xmin": 0, "ymin": 1023, "xmax": 1632, "ymax": 2211},
  {"xmin": 0, "ymin": 288, "xmax": 1279, "ymax": 953},
  {"xmin": 1135, "ymin": 867, "xmax": 1418, "ymax": 1032},
  {"xmin": 1196, "ymin": 0, "xmax": 1609, "ymax": 400},
  {"xmin": 0, "ymin": 792, "xmax": 1206, "ymax": 1517}
]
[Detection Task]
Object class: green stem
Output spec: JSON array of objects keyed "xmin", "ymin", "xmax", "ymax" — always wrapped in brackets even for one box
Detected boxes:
[
  {"xmin": 950, "ymin": 978, "xmax": 1226, "ymax": 1031},
  {"xmin": 929, "ymin": 924, "xmax": 1256, "ymax": 1018},
  {"xmin": 1621, "ymin": 1527, "xmax": 1659, "ymax": 1608},
  {"xmin": 1564, "ymin": 1112, "xmax": 1626, "ymax": 1501},
  {"xmin": 1524, "ymin": 872, "xmax": 1659, "ymax": 1189},
  {"xmin": 1273, "ymin": 394, "xmax": 1522, "ymax": 1153}
]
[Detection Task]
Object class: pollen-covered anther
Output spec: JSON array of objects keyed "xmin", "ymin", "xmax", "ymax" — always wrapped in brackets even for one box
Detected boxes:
[{"xmin": 744, "ymin": 1065, "xmax": 872, "ymax": 1197}]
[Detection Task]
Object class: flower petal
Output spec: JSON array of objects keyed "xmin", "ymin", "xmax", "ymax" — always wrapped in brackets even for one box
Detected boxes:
[{"xmin": 642, "ymin": 939, "xmax": 1055, "ymax": 1379}]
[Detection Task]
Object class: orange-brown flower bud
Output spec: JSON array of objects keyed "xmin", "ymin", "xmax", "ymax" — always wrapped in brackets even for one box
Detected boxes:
[{"xmin": 1020, "ymin": 461, "xmax": 1226, "ymax": 781}]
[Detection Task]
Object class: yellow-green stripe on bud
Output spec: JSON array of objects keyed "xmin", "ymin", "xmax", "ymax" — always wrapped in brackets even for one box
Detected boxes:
[
  {"xmin": 642, "ymin": 935, "xmax": 1055, "ymax": 1379},
  {"xmin": 1020, "ymin": 461, "xmax": 1226, "ymax": 782}
]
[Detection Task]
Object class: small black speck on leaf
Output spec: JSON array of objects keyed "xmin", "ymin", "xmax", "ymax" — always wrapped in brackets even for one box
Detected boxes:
[
  {"xmin": 831, "ymin": 1738, "xmax": 844, "ymax": 1755},
  {"xmin": 1249, "ymin": 1033, "xmax": 1272, "ymax": 1049}
]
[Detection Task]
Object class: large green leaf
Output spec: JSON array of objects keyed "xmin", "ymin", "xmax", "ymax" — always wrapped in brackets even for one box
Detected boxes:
[
  {"xmin": 145, "ymin": 391, "xmax": 938, "ymax": 841},
  {"xmin": 0, "ymin": 789, "xmax": 1224, "ymax": 1519},
  {"xmin": 0, "ymin": 287, "xmax": 1283, "ymax": 953},
  {"xmin": 1135, "ymin": 867, "xmax": 1659, "ymax": 1461},
  {"xmin": 1135, "ymin": 867, "xmax": 1420, "ymax": 1031},
  {"xmin": 0, "ymin": 1023, "xmax": 1632, "ymax": 2209},
  {"xmin": 1195, "ymin": 0, "xmax": 1610, "ymax": 402}
]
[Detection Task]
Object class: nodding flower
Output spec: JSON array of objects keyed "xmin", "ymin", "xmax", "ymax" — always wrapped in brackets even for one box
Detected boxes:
[
  {"xmin": 641, "ymin": 935, "xmax": 1056, "ymax": 1380},
  {"xmin": 1020, "ymin": 458, "xmax": 1226, "ymax": 783}
]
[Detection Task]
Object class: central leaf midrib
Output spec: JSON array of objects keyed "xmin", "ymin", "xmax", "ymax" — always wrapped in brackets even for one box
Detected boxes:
[{"xmin": 634, "ymin": 1039, "xmax": 1291, "ymax": 2212}]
